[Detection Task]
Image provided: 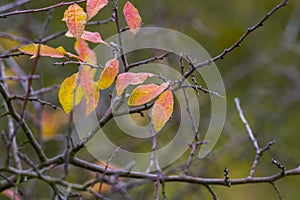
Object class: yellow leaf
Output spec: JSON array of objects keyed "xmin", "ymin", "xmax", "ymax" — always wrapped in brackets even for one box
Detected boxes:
[
  {"xmin": 151, "ymin": 90, "xmax": 174, "ymax": 132},
  {"xmin": 62, "ymin": 4, "xmax": 87, "ymax": 38},
  {"xmin": 59, "ymin": 67, "xmax": 100, "ymax": 115},
  {"xmin": 19, "ymin": 43, "xmax": 66, "ymax": 59},
  {"xmin": 128, "ymin": 82, "xmax": 169, "ymax": 106},
  {"xmin": 97, "ymin": 58, "xmax": 119, "ymax": 90},
  {"xmin": 58, "ymin": 73, "xmax": 79, "ymax": 114}
]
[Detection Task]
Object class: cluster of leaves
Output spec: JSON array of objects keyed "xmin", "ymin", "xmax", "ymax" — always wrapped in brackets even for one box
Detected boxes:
[{"xmin": 18, "ymin": 0, "xmax": 173, "ymax": 132}]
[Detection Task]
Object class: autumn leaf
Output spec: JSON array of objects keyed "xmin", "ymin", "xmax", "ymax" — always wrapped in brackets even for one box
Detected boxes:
[
  {"xmin": 62, "ymin": 3, "xmax": 87, "ymax": 38},
  {"xmin": 116, "ymin": 72, "xmax": 155, "ymax": 96},
  {"xmin": 123, "ymin": 1, "xmax": 142, "ymax": 35},
  {"xmin": 128, "ymin": 82, "xmax": 169, "ymax": 106},
  {"xmin": 65, "ymin": 30, "xmax": 109, "ymax": 47},
  {"xmin": 78, "ymin": 66, "xmax": 100, "ymax": 115},
  {"xmin": 75, "ymin": 38, "xmax": 97, "ymax": 64},
  {"xmin": 97, "ymin": 58, "xmax": 119, "ymax": 90},
  {"xmin": 19, "ymin": 43, "xmax": 66, "ymax": 59},
  {"xmin": 151, "ymin": 90, "xmax": 174, "ymax": 132},
  {"xmin": 86, "ymin": 0, "xmax": 108, "ymax": 20},
  {"xmin": 58, "ymin": 67, "xmax": 99, "ymax": 115},
  {"xmin": 58, "ymin": 73, "xmax": 80, "ymax": 114}
]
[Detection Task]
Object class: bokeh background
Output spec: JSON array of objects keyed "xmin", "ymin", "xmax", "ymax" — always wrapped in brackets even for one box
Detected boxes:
[{"xmin": 0, "ymin": 0, "xmax": 299, "ymax": 199}]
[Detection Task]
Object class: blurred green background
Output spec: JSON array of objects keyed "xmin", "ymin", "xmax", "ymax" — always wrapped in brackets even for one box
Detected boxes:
[{"xmin": 0, "ymin": 0, "xmax": 299, "ymax": 199}]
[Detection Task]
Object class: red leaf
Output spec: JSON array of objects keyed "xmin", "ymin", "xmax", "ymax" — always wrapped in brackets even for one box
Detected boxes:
[
  {"xmin": 128, "ymin": 82, "xmax": 169, "ymax": 106},
  {"xmin": 62, "ymin": 4, "xmax": 87, "ymax": 38},
  {"xmin": 97, "ymin": 58, "xmax": 119, "ymax": 89},
  {"xmin": 123, "ymin": 1, "xmax": 142, "ymax": 35},
  {"xmin": 151, "ymin": 90, "xmax": 174, "ymax": 132},
  {"xmin": 65, "ymin": 30, "xmax": 109, "ymax": 46},
  {"xmin": 116, "ymin": 72, "xmax": 155, "ymax": 96},
  {"xmin": 86, "ymin": 0, "xmax": 108, "ymax": 20}
]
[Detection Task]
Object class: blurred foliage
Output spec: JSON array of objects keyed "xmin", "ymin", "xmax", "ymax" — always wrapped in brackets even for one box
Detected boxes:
[{"xmin": 0, "ymin": 0, "xmax": 299, "ymax": 199}]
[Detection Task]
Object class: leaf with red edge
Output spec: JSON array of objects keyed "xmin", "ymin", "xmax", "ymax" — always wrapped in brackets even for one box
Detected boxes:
[
  {"xmin": 97, "ymin": 58, "xmax": 119, "ymax": 90},
  {"xmin": 86, "ymin": 0, "xmax": 108, "ymax": 20},
  {"xmin": 77, "ymin": 66, "xmax": 99, "ymax": 115},
  {"xmin": 128, "ymin": 82, "xmax": 169, "ymax": 106},
  {"xmin": 62, "ymin": 3, "xmax": 87, "ymax": 38},
  {"xmin": 151, "ymin": 90, "xmax": 174, "ymax": 132},
  {"xmin": 65, "ymin": 30, "xmax": 109, "ymax": 47},
  {"xmin": 19, "ymin": 44, "xmax": 66, "ymax": 59},
  {"xmin": 116, "ymin": 72, "xmax": 155, "ymax": 96},
  {"xmin": 123, "ymin": 1, "xmax": 142, "ymax": 35},
  {"xmin": 75, "ymin": 38, "xmax": 97, "ymax": 64}
]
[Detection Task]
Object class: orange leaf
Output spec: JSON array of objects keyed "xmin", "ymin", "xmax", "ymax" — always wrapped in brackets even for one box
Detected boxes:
[
  {"xmin": 128, "ymin": 82, "xmax": 169, "ymax": 106},
  {"xmin": 151, "ymin": 90, "xmax": 174, "ymax": 132},
  {"xmin": 18, "ymin": 44, "xmax": 66, "ymax": 59},
  {"xmin": 78, "ymin": 66, "xmax": 99, "ymax": 115},
  {"xmin": 58, "ymin": 73, "xmax": 80, "ymax": 114},
  {"xmin": 97, "ymin": 58, "xmax": 119, "ymax": 90},
  {"xmin": 86, "ymin": 0, "xmax": 108, "ymax": 20},
  {"xmin": 62, "ymin": 4, "xmax": 87, "ymax": 38},
  {"xmin": 116, "ymin": 72, "xmax": 154, "ymax": 96},
  {"xmin": 75, "ymin": 38, "xmax": 97, "ymax": 64},
  {"xmin": 123, "ymin": 1, "xmax": 142, "ymax": 35}
]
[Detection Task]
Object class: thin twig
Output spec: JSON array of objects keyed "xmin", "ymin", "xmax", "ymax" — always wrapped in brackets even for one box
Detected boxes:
[
  {"xmin": 180, "ymin": 56, "xmax": 201, "ymax": 175},
  {"xmin": 180, "ymin": 0, "xmax": 289, "ymax": 82},
  {"xmin": 205, "ymin": 185, "xmax": 219, "ymax": 200},
  {"xmin": 10, "ymin": 95, "xmax": 59, "ymax": 110},
  {"xmin": 0, "ymin": 31, "xmax": 32, "ymax": 44},
  {"xmin": 0, "ymin": 0, "xmax": 87, "ymax": 18},
  {"xmin": 53, "ymin": 61, "xmax": 103, "ymax": 69},
  {"xmin": 0, "ymin": 0, "xmax": 30, "ymax": 13},
  {"xmin": 270, "ymin": 182, "xmax": 283, "ymax": 200},
  {"xmin": 113, "ymin": 0, "xmax": 128, "ymax": 70},
  {"xmin": 98, "ymin": 147, "xmax": 121, "ymax": 196},
  {"xmin": 234, "ymin": 98, "xmax": 261, "ymax": 177},
  {"xmin": 127, "ymin": 51, "xmax": 172, "ymax": 70}
]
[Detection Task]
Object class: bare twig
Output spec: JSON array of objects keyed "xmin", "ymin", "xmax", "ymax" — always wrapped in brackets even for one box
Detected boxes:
[
  {"xmin": 270, "ymin": 182, "xmax": 283, "ymax": 200},
  {"xmin": 53, "ymin": 61, "xmax": 103, "ymax": 69},
  {"xmin": 0, "ymin": 31, "xmax": 32, "ymax": 44},
  {"xmin": 180, "ymin": 56, "xmax": 201, "ymax": 175},
  {"xmin": 127, "ymin": 51, "xmax": 172, "ymax": 70},
  {"xmin": 0, "ymin": 0, "xmax": 30, "ymax": 13},
  {"xmin": 11, "ymin": 95, "xmax": 59, "ymax": 110},
  {"xmin": 205, "ymin": 185, "xmax": 219, "ymax": 200},
  {"xmin": 0, "ymin": 0, "xmax": 87, "ymax": 18},
  {"xmin": 180, "ymin": 0, "xmax": 289, "ymax": 82},
  {"xmin": 113, "ymin": 0, "xmax": 128, "ymax": 70}
]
